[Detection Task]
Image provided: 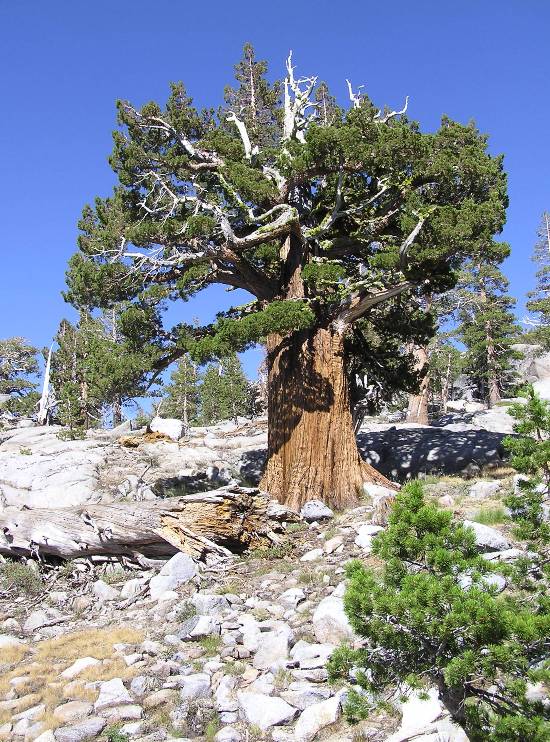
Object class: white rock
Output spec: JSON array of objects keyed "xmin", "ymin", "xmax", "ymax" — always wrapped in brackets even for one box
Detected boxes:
[
  {"xmin": 313, "ymin": 593, "xmax": 355, "ymax": 644},
  {"xmin": 481, "ymin": 548, "xmax": 525, "ymax": 562},
  {"xmin": 385, "ymin": 688, "xmax": 444, "ymax": 742},
  {"xmin": 290, "ymin": 641, "xmax": 334, "ymax": 669},
  {"xmin": 215, "ymin": 676, "xmax": 239, "ymax": 713},
  {"xmin": 34, "ymin": 732, "xmax": 56, "ymax": 742},
  {"xmin": 354, "ymin": 524, "xmax": 383, "ymax": 552},
  {"xmin": 214, "ymin": 727, "xmax": 242, "ymax": 742},
  {"xmin": 279, "ymin": 588, "xmax": 306, "ymax": 609},
  {"xmin": 92, "ymin": 580, "xmax": 119, "ymax": 602},
  {"xmin": 120, "ymin": 579, "xmax": 143, "ymax": 599},
  {"xmin": 149, "ymin": 416, "xmax": 184, "ymax": 441},
  {"xmin": 23, "ymin": 609, "xmax": 61, "ymax": 632},
  {"xmin": 179, "ymin": 673, "xmax": 211, "ymax": 701},
  {"xmin": 281, "ymin": 682, "xmax": 332, "ymax": 711},
  {"xmin": 149, "ymin": 552, "xmax": 197, "ymax": 600},
  {"xmin": 300, "ymin": 548, "xmax": 323, "ymax": 562},
  {"xmin": 61, "ymin": 657, "xmax": 100, "ymax": 680},
  {"xmin": 94, "ymin": 678, "xmax": 133, "ymax": 711},
  {"xmin": 53, "ymin": 701, "xmax": 93, "ymax": 724},
  {"xmin": 294, "ymin": 694, "xmax": 341, "ymax": 741},
  {"xmin": 363, "ymin": 482, "xmax": 397, "ymax": 499},
  {"xmin": 54, "ymin": 717, "xmax": 106, "ymax": 742},
  {"xmin": 469, "ymin": 480, "xmax": 501, "ymax": 499},
  {"xmin": 463, "ymin": 520, "xmax": 511, "ymax": 551},
  {"xmin": 187, "ymin": 615, "xmax": 220, "ymax": 639},
  {"xmin": 300, "ymin": 500, "xmax": 334, "ymax": 522},
  {"xmin": 458, "ymin": 573, "xmax": 506, "ymax": 593},
  {"xmin": 0, "ymin": 635, "xmax": 26, "ymax": 650},
  {"xmin": 237, "ymin": 691, "xmax": 297, "ymax": 729},
  {"xmin": 324, "ymin": 536, "xmax": 343, "ymax": 554},
  {"xmin": 239, "ymin": 615, "xmax": 261, "ymax": 652},
  {"xmin": 253, "ymin": 623, "xmax": 292, "ymax": 671}
]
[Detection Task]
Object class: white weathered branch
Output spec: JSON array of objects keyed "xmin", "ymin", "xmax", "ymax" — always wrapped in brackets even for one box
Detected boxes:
[
  {"xmin": 346, "ymin": 79, "xmax": 364, "ymax": 109},
  {"xmin": 226, "ymin": 111, "xmax": 258, "ymax": 160},
  {"xmin": 399, "ymin": 213, "xmax": 427, "ymax": 263},
  {"xmin": 37, "ymin": 345, "xmax": 53, "ymax": 426},
  {"xmin": 374, "ymin": 96, "xmax": 409, "ymax": 124},
  {"xmin": 283, "ymin": 51, "xmax": 318, "ymax": 144}
]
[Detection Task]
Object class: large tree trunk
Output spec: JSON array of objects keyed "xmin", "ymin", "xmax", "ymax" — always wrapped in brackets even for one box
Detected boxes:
[
  {"xmin": 261, "ymin": 327, "xmax": 393, "ymax": 511},
  {"xmin": 406, "ymin": 345, "xmax": 430, "ymax": 424},
  {"xmin": 0, "ymin": 486, "xmax": 296, "ymax": 563}
]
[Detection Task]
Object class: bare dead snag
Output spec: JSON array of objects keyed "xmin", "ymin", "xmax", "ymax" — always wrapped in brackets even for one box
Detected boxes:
[{"xmin": 0, "ymin": 486, "xmax": 298, "ymax": 562}]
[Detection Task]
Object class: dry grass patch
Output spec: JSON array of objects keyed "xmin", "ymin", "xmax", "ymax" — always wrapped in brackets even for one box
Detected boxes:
[
  {"xmin": 77, "ymin": 657, "xmax": 138, "ymax": 683},
  {"xmin": 35, "ymin": 626, "xmax": 144, "ymax": 664},
  {"xmin": 0, "ymin": 643, "xmax": 30, "ymax": 666},
  {"xmin": 0, "ymin": 627, "xmax": 143, "ymax": 731}
]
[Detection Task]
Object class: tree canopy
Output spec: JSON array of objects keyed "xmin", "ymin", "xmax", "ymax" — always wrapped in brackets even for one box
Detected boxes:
[{"xmin": 66, "ymin": 45, "xmax": 507, "ymax": 371}]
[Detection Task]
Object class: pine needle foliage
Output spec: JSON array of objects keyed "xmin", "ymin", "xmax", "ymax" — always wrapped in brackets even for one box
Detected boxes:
[
  {"xmin": 328, "ymin": 482, "xmax": 550, "ymax": 741},
  {"xmin": 503, "ymin": 385, "xmax": 550, "ymax": 543}
]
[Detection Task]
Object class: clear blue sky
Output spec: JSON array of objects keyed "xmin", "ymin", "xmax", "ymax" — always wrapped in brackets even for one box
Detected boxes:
[{"xmin": 1, "ymin": 0, "xmax": 548, "ymax": 379}]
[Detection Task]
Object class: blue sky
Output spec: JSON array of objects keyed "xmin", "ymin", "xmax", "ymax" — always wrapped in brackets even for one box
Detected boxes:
[{"xmin": 0, "ymin": 0, "xmax": 548, "ymax": 380}]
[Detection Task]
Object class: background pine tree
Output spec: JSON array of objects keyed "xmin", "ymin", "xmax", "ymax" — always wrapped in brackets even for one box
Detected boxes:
[
  {"xmin": 162, "ymin": 354, "xmax": 200, "ymax": 428},
  {"xmin": 458, "ymin": 257, "xmax": 520, "ymax": 406},
  {"xmin": 0, "ymin": 337, "xmax": 39, "ymax": 416}
]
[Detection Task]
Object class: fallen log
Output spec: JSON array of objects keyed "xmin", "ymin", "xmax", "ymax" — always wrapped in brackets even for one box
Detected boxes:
[{"xmin": 0, "ymin": 486, "xmax": 299, "ymax": 562}]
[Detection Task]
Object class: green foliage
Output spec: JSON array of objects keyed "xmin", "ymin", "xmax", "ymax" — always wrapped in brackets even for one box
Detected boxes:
[
  {"xmin": 0, "ymin": 561, "xmax": 43, "ymax": 595},
  {"xmin": 0, "ymin": 337, "xmax": 39, "ymax": 416},
  {"xmin": 328, "ymin": 482, "xmax": 550, "ymax": 740},
  {"xmin": 199, "ymin": 354, "xmax": 251, "ymax": 424},
  {"xmin": 471, "ymin": 507, "xmax": 509, "ymax": 526},
  {"xmin": 458, "ymin": 257, "xmax": 520, "ymax": 404},
  {"xmin": 51, "ymin": 307, "xmax": 162, "ymax": 431},
  {"xmin": 65, "ymin": 44, "xmax": 508, "ymax": 409},
  {"xmin": 162, "ymin": 355, "xmax": 200, "ymax": 425},
  {"xmin": 526, "ymin": 212, "xmax": 550, "ymax": 332},
  {"xmin": 503, "ymin": 385, "xmax": 550, "ymax": 542},
  {"xmin": 105, "ymin": 724, "xmax": 129, "ymax": 742}
]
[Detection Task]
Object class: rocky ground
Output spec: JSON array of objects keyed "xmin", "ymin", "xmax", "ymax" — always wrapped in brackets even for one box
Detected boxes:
[
  {"xmin": 1, "ymin": 396, "xmax": 547, "ymax": 742},
  {"xmin": 0, "ymin": 451, "xmax": 536, "ymax": 742}
]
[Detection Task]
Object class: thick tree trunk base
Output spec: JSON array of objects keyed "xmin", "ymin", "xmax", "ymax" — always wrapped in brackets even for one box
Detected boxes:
[
  {"xmin": 261, "ymin": 328, "xmax": 394, "ymax": 512},
  {"xmin": 0, "ymin": 487, "xmax": 297, "ymax": 562}
]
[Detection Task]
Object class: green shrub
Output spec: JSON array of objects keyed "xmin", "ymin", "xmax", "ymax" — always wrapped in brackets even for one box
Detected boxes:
[
  {"xmin": 328, "ymin": 482, "xmax": 550, "ymax": 741},
  {"xmin": 0, "ymin": 561, "xmax": 43, "ymax": 595},
  {"xmin": 503, "ymin": 385, "xmax": 550, "ymax": 542},
  {"xmin": 470, "ymin": 507, "xmax": 510, "ymax": 525}
]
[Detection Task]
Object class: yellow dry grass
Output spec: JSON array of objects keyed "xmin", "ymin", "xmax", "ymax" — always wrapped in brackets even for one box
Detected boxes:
[
  {"xmin": 35, "ymin": 626, "xmax": 144, "ymax": 664},
  {"xmin": 0, "ymin": 626, "xmax": 144, "ymax": 730},
  {"xmin": 1, "ymin": 643, "xmax": 30, "ymax": 666}
]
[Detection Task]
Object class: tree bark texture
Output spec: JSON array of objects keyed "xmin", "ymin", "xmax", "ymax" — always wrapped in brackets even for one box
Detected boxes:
[
  {"xmin": 261, "ymin": 327, "xmax": 394, "ymax": 511},
  {"xmin": 0, "ymin": 487, "xmax": 297, "ymax": 562}
]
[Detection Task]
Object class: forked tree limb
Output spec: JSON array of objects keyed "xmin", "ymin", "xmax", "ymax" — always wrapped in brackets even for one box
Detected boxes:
[{"xmin": 0, "ymin": 487, "xmax": 299, "ymax": 562}]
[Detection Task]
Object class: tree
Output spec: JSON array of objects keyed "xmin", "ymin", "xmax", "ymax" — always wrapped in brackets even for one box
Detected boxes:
[
  {"xmin": 526, "ymin": 212, "xmax": 550, "ymax": 345},
  {"xmin": 328, "ymin": 483, "xmax": 550, "ymax": 741},
  {"xmin": 429, "ymin": 340, "xmax": 463, "ymax": 414},
  {"xmin": 458, "ymin": 257, "xmax": 519, "ymax": 407},
  {"xmin": 162, "ymin": 354, "xmax": 200, "ymax": 428},
  {"xmin": 66, "ymin": 46, "xmax": 507, "ymax": 509},
  {"xmin": 51, "ymin": 315, "xmax": 103, "ymax": 434},
  {"xmin": 503, "ymin": 385, "xmax": 550, "ymax": 543},
  {"xmin": 200, "ymin": 354, "xmax": 250, "ymax": 424},
  {"xmin": 0, "ymin": 337, "xmax": 39, "ymax": 416},
  {"xmin": 51, "ymin": 309, "xmax": 161, "ymax": 434}
]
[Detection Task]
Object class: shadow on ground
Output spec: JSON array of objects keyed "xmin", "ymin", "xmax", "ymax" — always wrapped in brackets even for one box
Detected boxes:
[
  {"xmin": 358, "ymin": 427, "xmax": 508, "ymax": 481},
  {"xmin": 239, "ymin": 426, "xmax": 510, "ymax": 485}
]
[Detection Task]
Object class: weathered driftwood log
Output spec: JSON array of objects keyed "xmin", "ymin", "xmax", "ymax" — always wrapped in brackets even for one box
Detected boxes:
[{"xmin": 0, "ymin": 486, "xmax": 298, "ymax": 562}]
